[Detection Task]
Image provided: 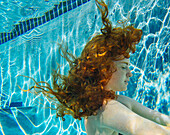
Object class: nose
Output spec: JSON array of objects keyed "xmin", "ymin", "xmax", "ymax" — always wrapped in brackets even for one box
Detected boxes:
[{"xmin": 127, "ymin": 69, "xmax": 132, "ymax": 77}]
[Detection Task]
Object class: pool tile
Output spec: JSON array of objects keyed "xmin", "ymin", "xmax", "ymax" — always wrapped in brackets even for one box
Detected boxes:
[
  {"xmin": 59, "ymin": 9, "xmax": 63, "ymax": 15},
  {"xmin": 73, "ymin": 2, "xmax": 77, "ymax": 9},
  {"xmin": 34, "ymin": 18, "xmax": 38, "ymax": 27},
  {"xmin": 50, "ymin": 10, "xmax": 54, "ymax": 20},
  {"xmin": 45, "ymin": 12, "xmax": 50, "ymax": 22},
  {"xmin": 30, "ymin": 19, "xmax": 34, "ymax": 29},
  {"xmin": 42, "ymin": 15, "xmax": 46, "ymax": 24},
  {"xmin": 0, "ymin": 0, "xmax": 91, "ymax": 45},
  {"xmin": 77, "ymin": 0, "xmax": 82, "ymax": 6},
  {"xmin": 38, "ymin": 17, "xmax": 42, "ymax": 25}
]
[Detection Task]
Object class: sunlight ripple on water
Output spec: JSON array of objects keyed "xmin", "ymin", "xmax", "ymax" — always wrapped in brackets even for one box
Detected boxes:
[{"xmin": 0, "ymin": 0, "xmax": 169, "ymax": 134}]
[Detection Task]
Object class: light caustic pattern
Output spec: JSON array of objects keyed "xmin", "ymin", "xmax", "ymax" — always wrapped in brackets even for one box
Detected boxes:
[
  {"xmin": 0, "ymin": 0, "xmax": 169, "ymax": 134},
  {"xmin": 0, "ymin": 0, "xmax": 62, "ymax": 33}
]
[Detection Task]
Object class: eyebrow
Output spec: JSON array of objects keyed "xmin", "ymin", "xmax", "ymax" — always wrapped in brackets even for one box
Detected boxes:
[{"xmin": 120, "ymin": 62, "xmax": 130, "ymax": 65}]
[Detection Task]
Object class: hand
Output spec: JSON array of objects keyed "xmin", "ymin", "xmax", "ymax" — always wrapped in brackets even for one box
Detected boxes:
[{"xmin": 164, "ymin": 125, "xmax": 170, "ymax": 134}]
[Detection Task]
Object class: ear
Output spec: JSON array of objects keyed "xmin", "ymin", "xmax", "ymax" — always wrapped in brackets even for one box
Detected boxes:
[
  {"xmin": 102, "ymin": 62, "xmax": 116, "ymax": 77},
  {"xmin": 110, "ymin": 61, "xmax": 116, "ymax": 72}
]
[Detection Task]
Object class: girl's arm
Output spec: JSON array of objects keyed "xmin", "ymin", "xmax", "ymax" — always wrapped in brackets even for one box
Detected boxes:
[
  {"xmin": 98, "ymin": 100, "xmax": 170, "ymax": 135},
  {"xmin": 117, "ymin": 95, "xmax": 170, "ymax": 126}
]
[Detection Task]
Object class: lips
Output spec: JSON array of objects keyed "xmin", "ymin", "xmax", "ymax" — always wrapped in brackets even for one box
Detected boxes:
[
  {"xmin": 124, "ymin": 80, "xmax": 129, "ymax": 83},
  {"xmin": 124, "ymin": 80, "xmax": 129, "ymax": 84}
]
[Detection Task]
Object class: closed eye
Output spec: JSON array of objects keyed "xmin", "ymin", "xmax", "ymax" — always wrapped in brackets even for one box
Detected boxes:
[{"xmin": 122, "ymin": 67, "xmax": 127, "ymax": 69}]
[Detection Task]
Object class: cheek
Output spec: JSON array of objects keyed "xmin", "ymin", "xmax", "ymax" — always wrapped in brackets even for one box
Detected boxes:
[
  {"xmin": 110, "ymin": 72, "xmax": 121, "ymax": 82},
  {"xmin": 113, "ymin": 70, "xmax": 126, "ymax": 84}
]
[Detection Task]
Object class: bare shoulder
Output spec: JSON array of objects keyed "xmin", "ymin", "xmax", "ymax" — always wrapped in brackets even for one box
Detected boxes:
[
  {"xmin": 85, "ymin": 100, "xmax": 122, "ymax": 135},
  {"xmin": 116, "ymin": 95, "xmax": 135, "ymax": 110},
  {"xmin": 99, "ymin": 99, "xmax": 134, "ymax": 117},
  {"xmin": 84, "ymin": 100, "xmax": 125, "ymax": 132},
  {"xmin": 95, "ymin": 99, "xmax": 138, "ymax": 134}
]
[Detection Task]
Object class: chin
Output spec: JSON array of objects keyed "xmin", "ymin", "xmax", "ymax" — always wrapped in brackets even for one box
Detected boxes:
[
  {"xmin": 118, "ymin": 90, "xmax": 127, "ymax": 92},
  {"xmin": 113, "ymin": 89, "xmax": 126, "ymax": 92},
  {"xmin": 119, "ymin": 87, "xmax": 128, "ymax": 91},
  {"xmin": 109, "ymin": 86, "xmax": 128, "ymax": 91}
]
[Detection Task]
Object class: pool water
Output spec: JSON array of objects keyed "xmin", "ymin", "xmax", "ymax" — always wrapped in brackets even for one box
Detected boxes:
[{"xmin": 0, "ymin": 0, "xmax": 169, "ymax": 134}]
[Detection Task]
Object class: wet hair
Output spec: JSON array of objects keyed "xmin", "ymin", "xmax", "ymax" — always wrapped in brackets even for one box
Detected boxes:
[{"xmin": 19, "ymin": 0, "xmax": 142, "ymax": 120}]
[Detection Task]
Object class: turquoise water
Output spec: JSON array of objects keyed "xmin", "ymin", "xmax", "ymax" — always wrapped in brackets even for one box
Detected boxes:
[{"xmin": 0, "ymin": 0, "xmax": 169, "ymax": 134}]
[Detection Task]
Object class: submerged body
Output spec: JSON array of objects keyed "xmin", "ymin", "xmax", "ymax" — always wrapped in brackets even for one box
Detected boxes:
[{"xmin": 85, "ymin": 95, "xmax": 170, "ymax": 135}]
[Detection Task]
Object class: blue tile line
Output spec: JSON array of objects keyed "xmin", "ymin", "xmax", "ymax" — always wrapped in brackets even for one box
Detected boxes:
[{"xmin": 0, "ymin": 0, "xmax": 90, "ymax": 45}]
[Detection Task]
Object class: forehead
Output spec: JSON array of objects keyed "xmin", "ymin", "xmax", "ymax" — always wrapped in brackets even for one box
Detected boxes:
[{"xmin": 114, "ymin": 58, "xmax": 130, "ymax": 65}]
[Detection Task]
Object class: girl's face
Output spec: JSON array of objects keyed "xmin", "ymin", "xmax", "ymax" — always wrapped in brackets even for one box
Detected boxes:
[{"xmin": 104, "ymin": 58, "xmax": 132, "ymax": 91}]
